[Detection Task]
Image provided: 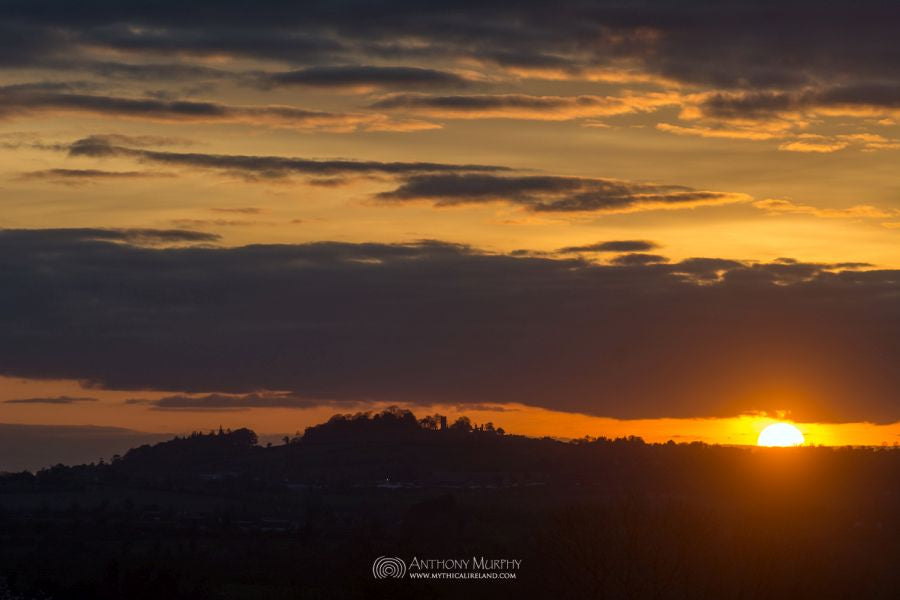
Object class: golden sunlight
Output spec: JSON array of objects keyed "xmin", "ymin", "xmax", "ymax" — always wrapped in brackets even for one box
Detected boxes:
[{"xmin": 757, "ymin": 422, "xmax": 806, "ymax": 447}]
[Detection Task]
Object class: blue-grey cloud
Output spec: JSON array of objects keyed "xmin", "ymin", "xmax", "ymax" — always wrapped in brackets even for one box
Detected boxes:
[
  {"xmin": 4, "ymin": 396, "xmax": 97, "ymax": 404},
  {"xmin": 63, "ymin": 135, "xmax": 507, "ymax": 180},
  {"xmin": 557, "ymin": 240, "xmax": 660, "ymax": 253},
  {"xmin": 0, "ymin": 83, "xmax": 431, "ymax": 132},
  {"xmin": 261, "ymin": 65, "xmax": 470, "ymax": 89},
  {"xmin": 0, "ymin": 1, "xmax": 896, "ymax": 95},
  {"xmin": 0, "ymin": 228, "xmax": 896, "ymax": 423},
  {"xmin": 376, "ymin": 173, "xmax": 748, "ymax": 213}
]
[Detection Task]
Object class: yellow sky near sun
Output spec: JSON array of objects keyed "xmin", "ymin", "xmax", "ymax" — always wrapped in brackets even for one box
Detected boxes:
[{"xmin": 0, "ymin": 376, "xmax": 897, "ymax": 446}]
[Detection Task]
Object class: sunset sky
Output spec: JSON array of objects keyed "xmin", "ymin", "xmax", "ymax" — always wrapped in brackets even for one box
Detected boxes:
[{"xmin": 1, "ymin": 0, "xmax": 898, "ymax": 457}]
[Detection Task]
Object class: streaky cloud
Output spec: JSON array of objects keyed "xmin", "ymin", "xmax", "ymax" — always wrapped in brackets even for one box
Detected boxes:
[
  {"xmin": 262, "ymin": 65, "xmax": 471, "ymax": 89},
  {"xmin": 0, "ymin": 83, "xmax": 436, "ymax": 132},
  {"xmin": 4, "ymin": 396, "xmax": 97, "ymax": 404},
  {"xmin": 66, "ymin": 135, "xmax": 510, "ymax": 178},
  {"xmin": 557, "ymin": 240, "xmax": 660, "ymax": 253},
  {"xmin": 376, "ymin": 173, "xmax": 748, "ymax": 213}
]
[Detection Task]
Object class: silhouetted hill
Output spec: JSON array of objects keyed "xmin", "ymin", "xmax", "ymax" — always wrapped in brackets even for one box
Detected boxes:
[
  {"xmin": 4, "ymin": 408, "xmax": 897, "ymax": 503},
  {"xmin": 1, "ymin": 409, "xmax": 898, "ymax": 599},
  {"xmin": 115, "ymin": 427, "xmax": 260, "ymax": 475}
]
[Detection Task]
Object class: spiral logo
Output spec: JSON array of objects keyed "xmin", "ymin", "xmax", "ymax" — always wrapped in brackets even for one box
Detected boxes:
[{"xmin": 372, "ymin": 556, "xmax": 407, "ymax": 579}]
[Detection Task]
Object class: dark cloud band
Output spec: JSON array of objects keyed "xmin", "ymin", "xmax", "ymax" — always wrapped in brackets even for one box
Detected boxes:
[
  {"xmin": 261, "ymin": 65, "xmax": 470, "ymax": 89},
  {"xmin": 0, "ymin": 229, "xmax": 896, "ymax": 424},
  {"xmin": 2, "ymin": 2, "xmax": 897, "ymax": 93}
]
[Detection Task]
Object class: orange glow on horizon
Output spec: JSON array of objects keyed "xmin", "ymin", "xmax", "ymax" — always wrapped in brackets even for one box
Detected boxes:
[{"xmin": 0, "ymin": 377, "xmax": 898, "ymax": 448}]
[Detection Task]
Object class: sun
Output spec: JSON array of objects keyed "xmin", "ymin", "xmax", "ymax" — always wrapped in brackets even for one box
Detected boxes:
[{"xmin": 757, "ymin": 423, "xmax": 805, "ymax": 447}]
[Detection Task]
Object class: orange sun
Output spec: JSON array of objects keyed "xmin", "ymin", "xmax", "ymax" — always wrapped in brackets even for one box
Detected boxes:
[{"xmin": 757, "ymin": 423, "xmax": 805, "ymax": 447}]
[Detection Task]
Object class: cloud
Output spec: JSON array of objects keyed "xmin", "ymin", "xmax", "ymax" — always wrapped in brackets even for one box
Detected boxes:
[
  {"xmin": 261, "ymin": 65, "xmax": 471, "ymax": 90},
  {"xmin": 839, "ymin": 133, "xmax": 900, "ymax": 151},
  {"xmin": 0, "ymin": 228, "xmax": 896, "ymax": 424},
  {"xmin": 66, "ymin": 135, "xmax": 508, "ymax": 179},
  {"xmin": 54, "ymin": 138, "xmax": 745, "ymax": 218},
  {"xmin": 557, "ymin": 240, "xmax": 660, "ymax": 253},
  {"xmin": 0, "ymin": 83, "xmax": 436, "ymax": 132},
  {"xmin": 609, "ymin": 253, "xmax": 669, "ymax": 266},
  {"xmin": 777, "ymin": 133, "xmax": 900, "ymax": 153},
  {"xmin": 18, "ymin": 169, "xmax": 166, "ymax": 184},
  {"xmin": 697, "ymin": 85, "xmax": 900, "ymax": 123},
  {"xmin": 75, "ymin": 133, "xmax": 196, "ymax": 148},
  {"xmin": 211, "ymin": 207, "xmax": 263, "ymax": 214},
  {"xmin": 77, "ymin": 60, "xmax": 235, "ymax": 82},
  {"xmin": 660, "ymin": 104, "xmax": 900, "ymax": 150},
  {"xmin": 1, "ymin": 4, "xmax": 897, "ymax": 148},
  {"xmin": 754, "ymin": 199, "xmax": 898, "ymax": 219},
  {"xmin": 376, "ymin": 173, "xmax": 749, "ymax": 213},
  {"xmin": 127, "ymin": 393, "xmax": 343, "ymax": 411},
  {"xmin": 777, "ymin": 139, "xmax": 850, "ymax": 153},
  {"xmin": 1, "ymin": 2, "xmax": 898, "ymax": 105},
  {"xmin": 4, "ymin": 396, "xmax": 97, "ymax": 404},
  {"xmin": 371, "ymin": 92, "xmax": 678, "ymax": 120},
  {"xmin": 168, "ymin": 219, "xmax": 262, "ymax": 228},
  {"xmin": 657, "ymin": 122, "xmax": 900, "ymax": 153},
  {"xmin": 0, "ymin": 228, "xmax": 220, "ymax": 247},
  {"xmin": 655, "ymin": 123, "xmax": 782, "ymax": 141}
]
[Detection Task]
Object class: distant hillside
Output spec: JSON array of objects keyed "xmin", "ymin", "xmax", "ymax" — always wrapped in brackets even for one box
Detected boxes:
[
  {"xmin": 4, "ymin": 408, "xmax": 898, "ymax": 503},
  {"xmin": 1, "ymin": 408, "xmax": 899, "ymax": 600}
]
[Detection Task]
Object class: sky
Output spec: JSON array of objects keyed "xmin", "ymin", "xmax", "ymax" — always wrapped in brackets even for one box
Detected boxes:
[{"xmin": 1, "ymin": 1, "xmax": 898, "ymax": 464}]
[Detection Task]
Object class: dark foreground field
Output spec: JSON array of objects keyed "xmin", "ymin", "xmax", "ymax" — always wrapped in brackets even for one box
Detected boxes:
[{"xmin": 1, "ymin": 409, "xmax": 898, "ymax": 599}]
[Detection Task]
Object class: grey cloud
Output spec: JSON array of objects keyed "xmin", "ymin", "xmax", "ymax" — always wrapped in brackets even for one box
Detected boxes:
[
  {"xmin": 700, "ymin": 91, "xmax": 804, "ymax": 120},
  {"xmin": 211, "ymin": 207, "xmax": 263, "ymax": 214},
  {"xmin": 558, "ymin": 240, "xmax": 660, "ymax": 253},
  {"xmin": 0, "ymin": 228, "xmax": 220, "ymax": 247},
  {"xmin": 4, "ymin": 396, "xmax": 97, "ymax": 404},
  {"xmin": 78, "ymin": 133, "xmax": 196, "ymax": 148},
  {"xmin": 262, "ymin": 65, "xmax": 470, "ymax": 89},
  {"xmin": 57, "ymin": 137, "xmax": 737, "ymax": 216},
  {"xmin": 81, "ymin": 61, "xmax": 234, "ymax": 82},
  {"xmin": 367, "ymin": 92, "xmax": 672, "ymax": 120},
  {"xmin": 66, "ymin": 135, "xmax": 508, "ymax": 179},
  {"xmin": 169, "ymin": 219, "xmax": 261, "ymax": 228},
  {"xmin": 0, "ymin": 84, "xmax": 427, "ymax": 132},
  {"xmin": 80, "ymin": 23, "xmax": 345, "ymax": 63},
  {"xmin": 610, "ymin": 253, "xmax": 669, "ymax": 266},
  {"xmin": 128, "ymin": 393, "xmax": 343, "ymax": 411},
  {"xmin": 371, "ymin": 94, "xmax": 580, "ymax": 110},
  {"xmin": 19, "ymin": 169, "xmax": 165, "ymax": 183},
  {"xmin": 819, "ymin": 83, "xmax": 900, "ymax": 109},
  {"xmin": 671, "ymin": 258, "xmax": 746, "ymax": 280},
  {"xmin": 699, "ymin": 84, "xmax": 900, "ymax": 121},
  {"xmin": 1, "ymin": 2, "xmax": 896, "ymax": 93},
  {"xmin": 376, "ymin": 173, "xmax": 747, "ymax": 213},
  {"xmin": 0, "ymin": 229, "xmax": 897, "ymax": 424},
  {"xmin": 9, "ymin": 58, "xmax": 239, "ymax": 83},
  {"xmin": 0, "ymin": 83, "xmax": 230, "ymax": 118}
]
